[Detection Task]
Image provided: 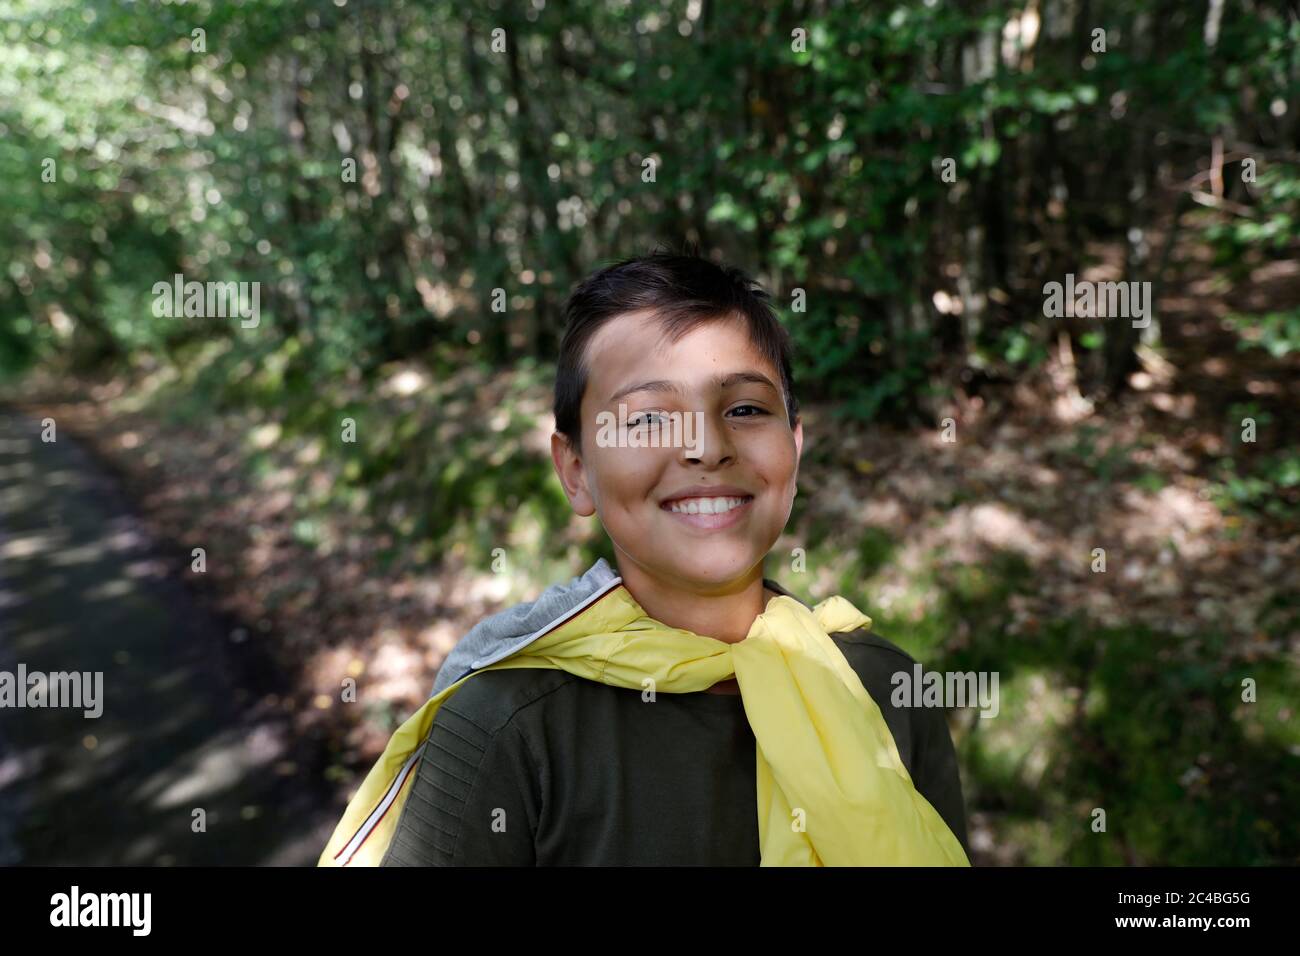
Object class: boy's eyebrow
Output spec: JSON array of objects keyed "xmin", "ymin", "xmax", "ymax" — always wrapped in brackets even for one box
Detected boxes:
[{"xmin": 608, "ymin": 371, "xmax": 778, "ymax": 404}]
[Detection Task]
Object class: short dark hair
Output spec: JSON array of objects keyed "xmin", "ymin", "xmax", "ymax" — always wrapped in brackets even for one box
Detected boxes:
[{"xmin": 553, "ymin": 242, "xmax": 799, "ymax": 453}]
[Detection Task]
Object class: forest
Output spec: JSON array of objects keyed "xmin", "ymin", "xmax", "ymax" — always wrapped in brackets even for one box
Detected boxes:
[{"xmin": 0, "ymin": 0, "xmax": 1296, "ymax": 867}]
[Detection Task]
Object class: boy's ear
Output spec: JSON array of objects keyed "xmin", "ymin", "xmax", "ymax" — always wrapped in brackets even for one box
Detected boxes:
[
  {"xmin": 792, "ymin": 415, "xmax": 804, "ymax": 494},
  {"xmin": 550, "ymin": 430, "xmax": 597, "ymax": 517}
]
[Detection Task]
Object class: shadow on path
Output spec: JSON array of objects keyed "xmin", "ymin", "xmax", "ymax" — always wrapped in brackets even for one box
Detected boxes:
[{"xmin": 0, "ymin": 407, "xmax": 338, "ymax": 865}]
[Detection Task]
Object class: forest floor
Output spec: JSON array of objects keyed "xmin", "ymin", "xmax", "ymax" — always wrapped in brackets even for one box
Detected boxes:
[{"xmin": 1, "ymin": 244, "xmax": 1295, "ymax": 866}]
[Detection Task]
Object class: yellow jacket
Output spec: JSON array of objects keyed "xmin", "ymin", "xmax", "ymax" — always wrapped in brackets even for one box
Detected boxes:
[{"xmin": 320, "ymin": 571, "xmax": 970, "ymax": 867}]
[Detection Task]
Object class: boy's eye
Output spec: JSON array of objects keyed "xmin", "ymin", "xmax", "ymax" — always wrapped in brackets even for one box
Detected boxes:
[
  {"xmin": 728, "ymin": 404, "xmax": 769, "ymax": 418},
  {"xmin": 627, "ymin": 411, "xmax": 669, "ymax": 428}
]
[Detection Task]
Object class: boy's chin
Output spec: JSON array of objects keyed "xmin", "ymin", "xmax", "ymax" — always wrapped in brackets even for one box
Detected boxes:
[{"xmin": 646, "ymin": 551, "xmax": 767, "ymax": 591}]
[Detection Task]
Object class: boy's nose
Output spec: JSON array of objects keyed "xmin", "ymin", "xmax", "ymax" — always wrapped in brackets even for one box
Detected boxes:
[{"xmin": 683, "ymin": 413, "xmax": 736, "ymax": 467}]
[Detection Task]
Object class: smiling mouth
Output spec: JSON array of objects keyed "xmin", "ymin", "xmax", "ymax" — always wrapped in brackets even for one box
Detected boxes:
[
  {"xmin": 660, "ymin": 494, "xmax": 755, "ymax": 530},
  {"xmin": 662, "ymin": 495, "xmax": 753, "ymax": 515}
]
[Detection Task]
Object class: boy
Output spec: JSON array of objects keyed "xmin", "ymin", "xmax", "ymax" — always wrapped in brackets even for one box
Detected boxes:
[{"xmin": 319, "ymin": 247, "xmax": 971, "ymax": 866}]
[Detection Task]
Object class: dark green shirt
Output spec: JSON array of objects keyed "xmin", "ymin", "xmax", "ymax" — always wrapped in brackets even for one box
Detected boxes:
[{"xmin": 380, "ymin": 625, "xmax": 970, "ymax": 866}]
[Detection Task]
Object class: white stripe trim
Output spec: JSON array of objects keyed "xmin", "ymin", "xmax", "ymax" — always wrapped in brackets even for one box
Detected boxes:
[{"xmin": 337, "ymin": 743, "xmax": 426, "ymax": 866}]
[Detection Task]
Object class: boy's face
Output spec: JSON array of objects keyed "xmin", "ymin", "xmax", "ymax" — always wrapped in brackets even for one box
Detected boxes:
[{"xmin": 551, "ymin": 309, "xmax": 803, "ymax": 596}]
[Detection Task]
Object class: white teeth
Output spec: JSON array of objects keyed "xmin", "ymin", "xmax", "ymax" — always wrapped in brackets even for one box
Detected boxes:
[{"xmin": 667, "ymin": 496, "xmax": 749, "ymax": 515}]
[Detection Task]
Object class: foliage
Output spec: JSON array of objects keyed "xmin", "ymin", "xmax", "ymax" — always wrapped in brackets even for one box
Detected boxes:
[{"xmin": 1, "ymin": 0, "xmax": 1296, "ymax": 422}]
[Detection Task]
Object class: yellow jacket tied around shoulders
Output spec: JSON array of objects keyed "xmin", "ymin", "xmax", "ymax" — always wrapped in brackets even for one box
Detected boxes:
[{"xmin": 319, "ymin": 578, "xmax": 971, "ymax": 867}]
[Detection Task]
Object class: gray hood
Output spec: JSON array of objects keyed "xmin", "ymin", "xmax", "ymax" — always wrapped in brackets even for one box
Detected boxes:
[
  {"xmin": 430, "ymin": 557, "xmax": 622, "ymax": 696},
  {"xmin": 430, "ymin": 557, "xmax": 808, "ymax": 697}
]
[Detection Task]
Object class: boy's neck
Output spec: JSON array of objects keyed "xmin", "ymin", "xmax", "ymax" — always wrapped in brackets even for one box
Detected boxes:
[{"xmin": 615, "ymin": 557, "xmax": 774, "ymax": 645}]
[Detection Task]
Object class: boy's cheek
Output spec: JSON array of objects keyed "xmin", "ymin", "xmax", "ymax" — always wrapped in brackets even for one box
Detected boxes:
[{"xmin": 592, "ymin": 449, "xmax": 669, "ymax": 493}]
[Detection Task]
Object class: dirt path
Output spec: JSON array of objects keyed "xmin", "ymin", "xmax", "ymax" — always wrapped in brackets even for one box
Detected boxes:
[{"xmin": 0, "ymin": 406, "xmax": 339, "ymax": 865}]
